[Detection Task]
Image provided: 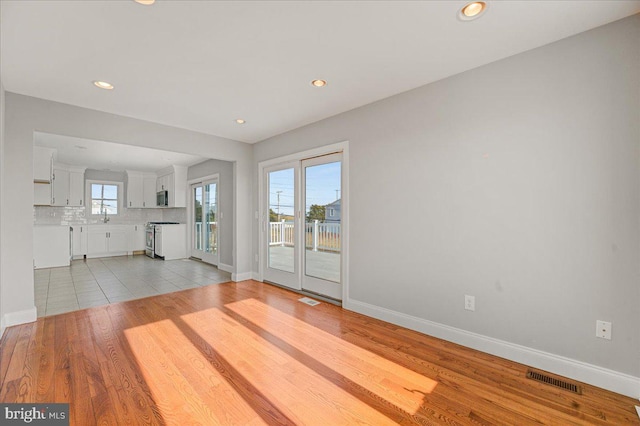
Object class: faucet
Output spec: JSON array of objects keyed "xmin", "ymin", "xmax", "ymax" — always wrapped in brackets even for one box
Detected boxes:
[{"xmin": 103, "ymin": 210, "xmax": 110, "ymax": 223}]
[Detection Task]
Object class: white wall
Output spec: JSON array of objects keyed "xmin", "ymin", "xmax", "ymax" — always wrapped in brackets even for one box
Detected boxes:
[
  {"xmin": 253, "ymin": 16, "xmax": 640, "ymax": 395},
  {"xmin": 1, "ymin": 94, "xmax": 254, "ymax": 329},
  {"xmin": 0, "ymin": 67, "xmax": 5, "ymax": 336},
  {"xmin": 188, "ymin": 159, "xmax": 234, "ymax": 267}
]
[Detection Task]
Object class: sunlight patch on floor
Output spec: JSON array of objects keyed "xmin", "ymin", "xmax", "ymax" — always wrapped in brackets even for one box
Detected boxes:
[
  {"xmin": 223, "ymin": 298, "xmax": 438, "ymax": 414},
  {"xmin": 181, "ymin": 307, "xmax": 401, "ymax": 425},
  {"xmin": 124, "ymin": 319, "xmax": 263, "ymax": 425}
]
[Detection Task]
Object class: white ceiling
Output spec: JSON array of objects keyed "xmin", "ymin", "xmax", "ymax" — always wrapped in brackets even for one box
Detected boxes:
[
  {"xmin": 2, "ymin": 1, "xmax": 639, "ymax": 144},
  {"xmin": 34, "ymin": 132, "xmax": 208, "ymax": 173}
]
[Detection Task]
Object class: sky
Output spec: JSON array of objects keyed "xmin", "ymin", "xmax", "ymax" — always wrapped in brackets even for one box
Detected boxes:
[{"xmin": 269, "ymin": 161, "xmax": 341, "ymax": 217}]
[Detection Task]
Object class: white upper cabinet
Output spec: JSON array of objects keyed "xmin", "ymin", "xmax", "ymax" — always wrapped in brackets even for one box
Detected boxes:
[
  {"xmin": 33, "ymin": 146, "xmax": 55, "ymax": 183},
  {"xmin": 156, "ymin": 165, "xmax": 187, "ymax": 208},
  {"xmin": 52, "ymin": 165, "xmax": 85, "ymax": 207},
  {"xmin": 143, "ymin": 176, "xmax": 157, "ymax": 208},
  {"xmin": 127, "ymin": 171, "xmax": 158, "ymax": 208},
  {"xmin": 51, "ymin": 168, "xmax": 69, "ymax": 206},
  {"xmin": 34, "ymin": 146, "xmax": 56, "ymax": 205},
  {"xmin": 126, "ymin": 171, "xmax": 144, "ymax": 208},
  {"xmin": 69, "ymin": 170, "xmax": 85, "ymax": 207}
]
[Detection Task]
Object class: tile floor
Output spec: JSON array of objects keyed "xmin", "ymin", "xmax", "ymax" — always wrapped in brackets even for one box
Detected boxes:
[{"xmin": 34, "ymin": 255, "xmax": 232, "ymax": 317}]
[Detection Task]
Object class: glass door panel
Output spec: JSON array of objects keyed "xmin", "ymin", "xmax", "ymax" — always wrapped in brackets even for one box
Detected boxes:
[
  {"xmin": 191, "ymin": 179, "xmax": 218, "ymax": 265},
  {"xmin": 193, "ymin": 186, "xmax": 203, "ymax": 253},
  {"xmin": 302, "ymin": 153, "xmax": 342, "ymax": 300},
  {"xmin": 263, "ymin": 163, "xmax": 299, "ymax": 290},
  {"xmin": 204, "ymin": 182, "xmax": 217, "ymax": 256}
]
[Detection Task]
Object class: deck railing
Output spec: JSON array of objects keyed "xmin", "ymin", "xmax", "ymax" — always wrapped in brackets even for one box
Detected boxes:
[
  {"xmin": 194, "ymin": 222, "xmax": 217, "ymax": 252},
  {"xmin": 269, "ymin": 220, "xmax": 341, "ymax": 252}
]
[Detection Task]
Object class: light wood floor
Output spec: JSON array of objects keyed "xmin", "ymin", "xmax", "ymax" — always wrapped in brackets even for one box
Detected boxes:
[{"xmin": 1, "ymin": 280, "xmax": 638, "ymax": 425}]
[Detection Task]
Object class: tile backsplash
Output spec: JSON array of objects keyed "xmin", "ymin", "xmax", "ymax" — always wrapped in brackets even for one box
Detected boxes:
[{"xmin": 34, "ymin": 206, "xmax": 186, "ymax": 226}]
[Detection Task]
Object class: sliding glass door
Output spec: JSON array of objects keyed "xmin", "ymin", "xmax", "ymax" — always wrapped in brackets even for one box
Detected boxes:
[
  {"xmin": 262, "ymin": 153, "xmax": 343, "ymax": 300},
  {"xmin": 191, "ymin": 179, "xmax": 218, "ymax": 265}
]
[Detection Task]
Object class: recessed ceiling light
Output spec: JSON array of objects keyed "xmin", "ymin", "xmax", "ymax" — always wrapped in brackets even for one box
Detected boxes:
[
  {"xmin": 134, "ymin": 0, "xmax": 155, "ymax": 5},
  {"xmin": 459, "ymin": 2, "xmax": 487, "ymax": 20},
  {"xmin": 235, "ymin": 119, "xmax": 246, "ymax": 124},
  {"xmin": 93, "ymin": 80, "xmax": 114, "ymax": 90},
  {"xmin": 311, "ymin": 79, "xmax": 327, "ymax": 87}
]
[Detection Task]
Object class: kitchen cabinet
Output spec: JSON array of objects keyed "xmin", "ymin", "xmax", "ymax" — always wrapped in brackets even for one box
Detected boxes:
[
  {"xmin": 130, "ymin": 224, "xmax": 146, "ymax": 252},
  {"xmin": 34, "ymin": 226, "xmax": 70, "ymax": 269},
  {"xmin": 156, "ymin": 165, "xmax": 187, "ymax": 208},
  {"xmin": 69, "ymin": 170, "xmax": 85, "ymax": 206},
  {"xmin": 156, "ymin": 173, "xmax": 169, "ymax": 192},
  {"xmin": 52, "ymin": 165, "xmax": 85, "ymax": 207},
  {"xmin": 87, "ymin": 225, "xmax": 129, "ymax": 257},
  {"xmin": 34, "ymin": 183, "xmax": 52, "ymax": 206},
  {"xmin": 71, "ymin": 225, "xmax": 88, "ymax": 258},
  {"xmin": 127, "ymin": 172, "xmax": 144, "ymax": 208},
  {"xmin": 154, "ymin": 224, "xmax": 187, "ymax": 260},
  {"xmin": 127, "ymin": 171, "xmax": 158, "ymax": 208},
  {"xmin": 143, "ymin": 176, "xmax": 157, "ymax": 207},
  {"xmin": 52, "ymin": 168, "xmax": 69, "ymax": 206},
  {"xmin": 33, "ymin": 146, "xmax": 55, "ymax": 183}
]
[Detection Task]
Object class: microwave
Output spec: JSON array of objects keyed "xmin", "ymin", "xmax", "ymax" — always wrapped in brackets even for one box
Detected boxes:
[{"xmin": 157, "ymin": 190, "xmax": 168, "ymax": 207}]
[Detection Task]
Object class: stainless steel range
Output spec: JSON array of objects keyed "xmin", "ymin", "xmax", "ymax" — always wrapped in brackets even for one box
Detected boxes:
[{"xmin": 145, "ymin": 222, "xmax": 179, "ymax": 258}]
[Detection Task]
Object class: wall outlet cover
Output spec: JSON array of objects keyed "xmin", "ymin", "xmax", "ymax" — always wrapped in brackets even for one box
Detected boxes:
[
  {"xmin": 464, "ymin": 295, "xmax": 475, "ymax": 311},
  {"xmin": 596, "ymin": 320, "xmax": 612, "ymax": 340}
]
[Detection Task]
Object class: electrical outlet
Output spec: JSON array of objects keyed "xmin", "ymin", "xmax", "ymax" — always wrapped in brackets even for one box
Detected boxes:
[
  {"xmin": 596, "ymin": 320, "xmax": 612, "ymax": 340},
  {"xmin": 464, "ymin": 295, "xmax": 475, "ymax": 311}
]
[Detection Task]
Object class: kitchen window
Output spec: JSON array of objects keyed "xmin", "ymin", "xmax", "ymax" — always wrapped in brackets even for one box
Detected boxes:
[{"xmin": 89, "ymin": 182, "xmax": 120, "ymax": 215}]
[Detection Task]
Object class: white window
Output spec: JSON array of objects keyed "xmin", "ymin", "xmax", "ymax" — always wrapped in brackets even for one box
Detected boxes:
[
  {"xmin": 329, "ymin": 208, "xmax": 335, "ymax": 217},
  {"xmin": 88, "ymin": 181, "xmax": 121, "ymax": 215}
]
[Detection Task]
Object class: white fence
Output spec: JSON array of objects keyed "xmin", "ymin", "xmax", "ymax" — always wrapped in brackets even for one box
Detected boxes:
[{"xmin": 269, "ymin": 220, "xmax": 341, "ymax": 252}]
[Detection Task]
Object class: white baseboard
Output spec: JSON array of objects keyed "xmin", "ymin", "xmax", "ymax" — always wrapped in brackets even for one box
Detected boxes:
[
  {"xmin": 2, "ymin": 306, "xmax": 38, "ymax": 330},
  {"xmin": 218, "ymin": 263, "xmax": 233, "ymax": 274},
  {"xmin": 0, "ymin": 315, "xmax": 5, "ymax": 340},
  {"xmin": 252, "ymin": 272, "xmax": 262, "ymax": 281},
  {"xmin": 344, "ymin": 298, "xmax": 640, "ymax": 399},
  {"xmin": 231, "ymin": 271, "xmax": 253, "ymax": 282}
]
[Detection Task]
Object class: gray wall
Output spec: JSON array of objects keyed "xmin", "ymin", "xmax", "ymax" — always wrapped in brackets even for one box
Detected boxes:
[
  {"xmin": 253, "ymin": 16, "xmax": 640, "ymax": 377},
  {"xmin": 1, "ymin": 94, "xmax": 253, "ymax": 328},
  {"xmin": 0, "ymin": 69, "xmax": 5, "ymax": 332},
  {"xmin": 188, "ymin": 159, "xmax": 234, "ymax": 266}
]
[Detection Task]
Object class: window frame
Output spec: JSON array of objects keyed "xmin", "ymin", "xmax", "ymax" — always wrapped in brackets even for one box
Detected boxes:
[{"xmin": 86, "ymin": 180, "xmax": 123, "ymax": 217}]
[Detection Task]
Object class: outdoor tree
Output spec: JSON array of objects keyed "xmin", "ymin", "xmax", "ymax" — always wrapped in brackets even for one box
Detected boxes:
[
  {"xmin": 269, "ymin": 208, "xmax": 278, "ymax": 222},
  {"xmin": 194, "ymin": 199, "xmax": 202, "ymax": 222},
  {"xmin": 306, "ymin": 204, "xmax": 325, "ymax": 222}
]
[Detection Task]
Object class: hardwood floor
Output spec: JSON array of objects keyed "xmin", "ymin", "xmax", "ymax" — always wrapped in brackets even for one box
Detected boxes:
[{"xmin": 1, "ymin": 280, "xmax": 638, "ymax": 425}]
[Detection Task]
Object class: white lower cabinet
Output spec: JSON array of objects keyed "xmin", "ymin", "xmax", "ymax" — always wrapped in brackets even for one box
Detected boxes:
[
  {"xmin": 34, "ymin": 226, "xmax": 70, "ymax": 269},
  {"xmin": 130, "ymin": 224, "xmax": 146, "ymax": 252},
  {"xmin": 71, "ymin": 225, "xmax": 88, "ymax": 258},
  {"xmin": 87, "ymin": 225, "xmax": 130, "ymax": 257}
]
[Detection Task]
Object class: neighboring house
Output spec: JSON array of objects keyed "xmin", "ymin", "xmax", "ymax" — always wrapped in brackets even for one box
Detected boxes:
[{"xmin": 324, "ymin": 199, "xmax": 341, "ymax": 223}]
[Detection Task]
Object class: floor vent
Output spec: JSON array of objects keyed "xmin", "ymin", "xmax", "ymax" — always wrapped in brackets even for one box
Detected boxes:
[
  {"xmin": 298, "ymin": 297, "xmax": 321, "ymax": 306},
  {"xmin": 526, "ymin": 369, "xmax": 582, "ymax": 394}
]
